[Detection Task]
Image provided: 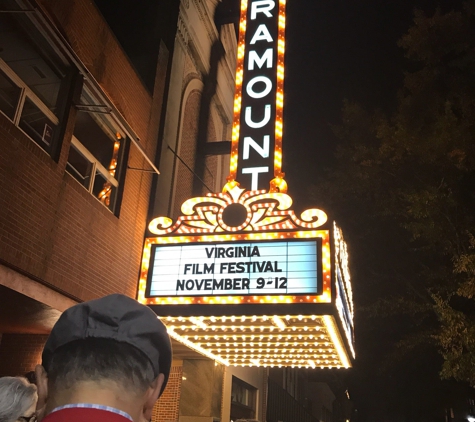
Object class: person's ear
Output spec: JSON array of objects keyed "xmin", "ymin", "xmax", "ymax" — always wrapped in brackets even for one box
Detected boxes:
[
  {"xmin": 34, "ymin": 364, "xmax": 48, "ymax": 421},
  {"xmin": 142, "ymin": 373, "xmax": 165, "ymax": 421}
]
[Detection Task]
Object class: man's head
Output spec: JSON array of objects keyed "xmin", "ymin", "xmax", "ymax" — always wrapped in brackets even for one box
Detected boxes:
[{"xmin": 36, "ymin": 294, "xmax": 172, "ymax": 421}]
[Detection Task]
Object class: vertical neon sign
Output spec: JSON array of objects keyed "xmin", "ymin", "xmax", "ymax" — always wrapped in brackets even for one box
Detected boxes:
[{"xmin": 227, "ymin": 0, "xmax": 287, "ymax": 193}]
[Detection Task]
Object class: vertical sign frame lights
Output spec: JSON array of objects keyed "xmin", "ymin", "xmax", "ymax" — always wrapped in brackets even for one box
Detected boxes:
[
  {"xmin": 137, "ymin": 0, "xmax": 355, "ymax": 369},
  {"xmin": 227, "ymin": 0, "xmax": 287, "ymax": 193}
]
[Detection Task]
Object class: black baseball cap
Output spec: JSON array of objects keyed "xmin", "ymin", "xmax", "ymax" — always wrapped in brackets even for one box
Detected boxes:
[{"xmin": 42, "ymin": 294, "xmax": 172, "ymax": 393}]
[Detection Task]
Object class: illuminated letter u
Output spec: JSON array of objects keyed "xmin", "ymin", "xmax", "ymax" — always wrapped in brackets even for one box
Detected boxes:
[{"xmin": 245, "ymin": 105, "xmax": 271, "ymax": 129}]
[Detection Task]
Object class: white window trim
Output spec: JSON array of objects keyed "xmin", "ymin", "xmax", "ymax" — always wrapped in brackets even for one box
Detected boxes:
[
  {"xmin": 68, "ymin": 135, "xmax": 119, "ymax": 192},
  {"xmin": 0, "ymin": 58, "xmax": 60, "ymax": 126}
]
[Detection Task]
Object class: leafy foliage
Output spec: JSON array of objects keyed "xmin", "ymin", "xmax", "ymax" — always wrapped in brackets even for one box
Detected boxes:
[{"xmin": 312, "ymin": 0, "xmax": 475, "ymax": 384}]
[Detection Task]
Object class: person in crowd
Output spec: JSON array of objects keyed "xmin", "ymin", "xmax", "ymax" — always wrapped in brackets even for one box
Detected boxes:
[
  {"xmin": 0, "ymin": 376, "xmax": 38, "ymax": 422},
  {"xmin": 23, "ymin": 373, "xmax": 36, "ymax": 386},
  {"xmin": 34, "ymin": 294, "xmax": 172, "ymax": 422}
]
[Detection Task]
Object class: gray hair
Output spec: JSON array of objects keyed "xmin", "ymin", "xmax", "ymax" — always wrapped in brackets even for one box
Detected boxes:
[{"xmin": 0, "ymin": 377, "xmax": 37, "ymax": 422}]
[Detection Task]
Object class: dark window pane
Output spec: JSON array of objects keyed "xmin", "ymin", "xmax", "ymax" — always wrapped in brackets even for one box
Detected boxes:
[
  {"xmin": 73, "ymin": 111, "xmax": 120, "ymax": 169},
  {"xmin": 66, "ymin": 144, "xmax": 93, "ymax": 189},
  {"xmin": 18, "ymin": 97, "xmax": 56, "ymax": 149},
  {"xmin": 0, "ymin": 68, "xmax": 21, "ymax": 120},
  {"xmin": 92, "ymin": 171, "xmax": 117, "ymax": 211},
  {"xmin": 0, "ymin": 14, "xmax": 67, "ymax": 116}
]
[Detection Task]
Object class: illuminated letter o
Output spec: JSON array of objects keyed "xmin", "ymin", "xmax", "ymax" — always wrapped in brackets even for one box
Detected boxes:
[{"xmin": 246, "ymin": 76, "xmax": 272, "ymax": 99}]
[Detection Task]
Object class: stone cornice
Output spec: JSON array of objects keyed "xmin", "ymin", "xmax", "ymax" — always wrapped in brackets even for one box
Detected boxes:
[
  {"xmin": 177, "ymin": 12, "xmax": 190, "ymax": 48},
  {"xmin": 191, "ymin": 0, "xmax": 219, "ymax": 43}
]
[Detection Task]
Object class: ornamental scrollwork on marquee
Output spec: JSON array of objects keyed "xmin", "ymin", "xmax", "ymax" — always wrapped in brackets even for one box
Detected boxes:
[{"xmin": 148, "ymin": 185, "xmax": 328, "ymax": 236}]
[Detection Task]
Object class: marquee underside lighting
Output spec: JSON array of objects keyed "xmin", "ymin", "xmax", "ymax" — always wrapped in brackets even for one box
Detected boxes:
[{"xmin": 162, "ymin": 314, "xmax": 351, "ymax": 369}]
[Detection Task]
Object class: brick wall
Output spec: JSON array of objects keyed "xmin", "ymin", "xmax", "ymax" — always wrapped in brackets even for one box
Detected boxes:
[
  {"xmin": 0, "ymin": 334, "xmax": 48, "ymax": 377},
  {"xmin": 0, "ymin": 0, "xmax": 163, "ymax": 302},
  {"xmin": 38, "ymin": 0, "xmax": 154, "ymax": 145},
  {"xmin": 152, "ymin": 364, "xmax": 183, "ymax": 422}
]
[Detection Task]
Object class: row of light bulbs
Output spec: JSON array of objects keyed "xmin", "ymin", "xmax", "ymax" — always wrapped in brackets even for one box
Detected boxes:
[
  {"xmin": 185, "ymin": 338, "xmax": 330, "ymax": 343},
  {"xmin": 170, "ymin": 326, "xmax": 326, "ymax": 333},
  {"xmin": 173, "ymin": 314, "xmax": 321, "ymax": 322},
  {"xmin": 139, "ymin": 228, "xmax": 332, "ymax": 306}
]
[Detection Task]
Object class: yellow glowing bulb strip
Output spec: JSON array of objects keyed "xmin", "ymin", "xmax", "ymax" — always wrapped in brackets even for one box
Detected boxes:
[
  {"xmin": 194, "ymin": 341, "xmax": 332, "ymax": 347},
  {"xmin": 272, "ymin": 315, "xmax": 287, "ymax": 330},
  {"xmin": 333, "ymin": 223, "xmax": 355, "ymax": 358},
  {"xmin": 323, "ymin": 315, "xmax": 351, "ymax": 368},
  {"xmin": 97, "ymin": 137, "xmax": 121, "ymax": 205},
  {"xmin": 189, "ymin": 317, "xmax": 209, "ymax": 330},
  {"xmin": 168, "ymin": 328, "xmax": 230, "ymax": 366},
  {"xmin": 274, "ymin": 0, "xmax": 286, "ymax": 180},
  {"xmin": 334, "ymin": 223, "xmax": 354, "ymax": 318},
  {"xmin": 228, "ymin": 0, "xmax": 249, "ymax": 183}
]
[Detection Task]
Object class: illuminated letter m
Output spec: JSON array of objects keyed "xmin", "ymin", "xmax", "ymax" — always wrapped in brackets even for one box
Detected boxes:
[{"xmin": 248, "ymin": 49, "xmax": 273, "ymax": 71}]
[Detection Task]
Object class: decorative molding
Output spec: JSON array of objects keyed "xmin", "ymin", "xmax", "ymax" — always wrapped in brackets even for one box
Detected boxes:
[
  {"xmin": 192, "ymin": 0, "xmax": 219, "ymax": 43},
  {"xmin": 149, "ymin": 186, "xmax": 328, "ymax": 236},
  {"xmin": 177, "ymin": 14, "xmax": 190, "ymax": 48}
]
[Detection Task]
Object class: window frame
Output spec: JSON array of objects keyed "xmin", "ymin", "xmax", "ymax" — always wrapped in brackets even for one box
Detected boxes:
[
  {"xmin": 0, "ymin": 57, "xmax": 60, "ymax": 147},
  {"xmin": 0, "ymin": 6, "xmax": 134, "ymax": 216},
  {"xmin": 68, "ymin": 135, "xmax": 120, "ymax": 193},
  {"xmin": 230, "ymin": 376, "xmax": 257, "ymax": 420},
  {"xmin": 65, "ymin": 86, "xmax": 129, "ymax": 215}
]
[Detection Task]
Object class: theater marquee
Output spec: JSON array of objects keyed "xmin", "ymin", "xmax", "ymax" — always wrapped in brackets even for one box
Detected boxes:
[
  {"xmin": 137, "ymin": 0, "xmax": 355, "ymax": 370},
  {"xmin": 137, "ymin": 187, "xmax": 355, "ymax": 369},
  {"xmin": 139, "ymin": 187, "xmax": 331, "ymax": 307}
]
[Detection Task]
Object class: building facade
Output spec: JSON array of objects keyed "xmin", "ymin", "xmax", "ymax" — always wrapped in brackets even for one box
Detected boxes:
[
  {"xmin": 152, "ymin": 0, "xmax": 236, "ymax": 219},
  {"xmin": 0, "ymin": 1, "xmax": 350, "ymax": 421},
  {"xmin": 0, "ymin": 0, "xmax": 169, "ymax": 386}
]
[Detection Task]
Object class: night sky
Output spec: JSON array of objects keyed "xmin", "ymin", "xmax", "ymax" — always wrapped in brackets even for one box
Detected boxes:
[
  {"xmin": 95, "ymin": 0, "xmax": 466, "ymax": 420},
  {"xmin": 282, "ymin": 1, "xmax": 466, "ymax": 421},
  {"xmin": 283, "ymin": 0, "xmax": 456, "ymax": 207}
]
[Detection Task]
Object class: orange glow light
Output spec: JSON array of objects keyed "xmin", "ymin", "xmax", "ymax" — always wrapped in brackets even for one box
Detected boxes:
[{"xmin": 227, "ymin": 0, "xmax": 288, "ymax": 193}]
